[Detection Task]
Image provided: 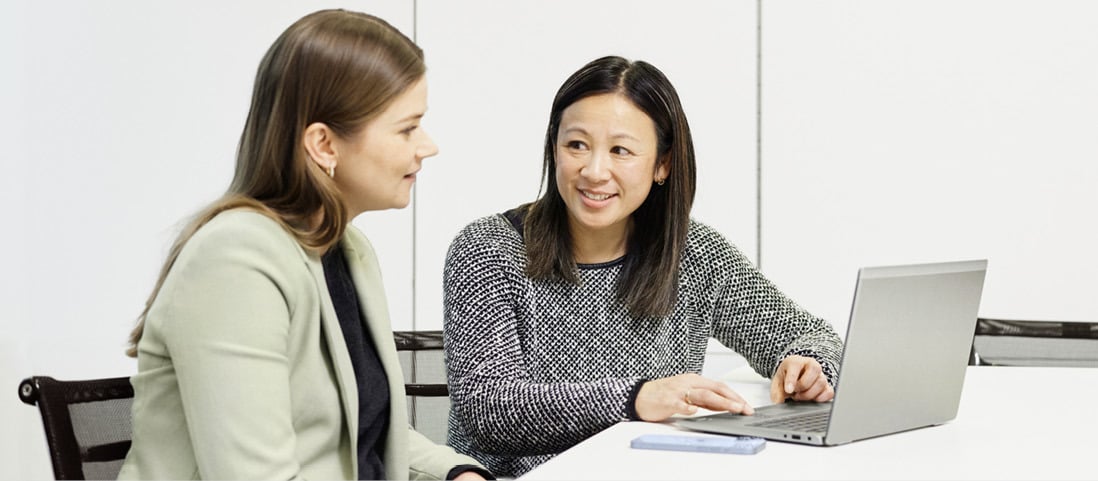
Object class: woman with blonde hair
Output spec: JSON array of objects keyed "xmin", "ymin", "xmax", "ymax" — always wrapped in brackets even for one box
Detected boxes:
[{"xmin": 119, "ymin": 10, "xmax": 491, "ymax": 480}]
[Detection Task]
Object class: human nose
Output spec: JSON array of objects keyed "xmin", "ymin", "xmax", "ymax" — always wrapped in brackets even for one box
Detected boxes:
[
  {"xmin": 579, "ymin": 149, "xmax": 611, "ymax": 182},
  {"xmin": 418, "ymin": 129, "xmax": 439, "ymax": 159}
]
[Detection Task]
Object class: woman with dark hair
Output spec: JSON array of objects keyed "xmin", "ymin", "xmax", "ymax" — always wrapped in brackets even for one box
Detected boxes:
[
  {"xmin": 443, "ymin": 56, "xmax": 842, "ymax": 477},
  {"xmin": 119, "ymin": 10, "xmax": 491, "ymax": 480}
]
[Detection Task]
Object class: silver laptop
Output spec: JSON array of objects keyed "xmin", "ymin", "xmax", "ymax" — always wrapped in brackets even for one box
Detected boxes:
[{"xmin": 676, "ymin": 259, "xmax": 988, "ymax": 446}]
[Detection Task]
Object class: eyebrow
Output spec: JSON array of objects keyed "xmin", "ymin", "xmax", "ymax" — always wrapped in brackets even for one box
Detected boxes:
[
  {"xmin": 561, "ymin": 126, "xmax": 642, "ymax": 143},
  {"xmin": 610, "ymin": 132, "xmax": 642, "ymax": 142},
  {"xmin": 396, "ymin": 112, "xmax": 425, "ymax": 124}
]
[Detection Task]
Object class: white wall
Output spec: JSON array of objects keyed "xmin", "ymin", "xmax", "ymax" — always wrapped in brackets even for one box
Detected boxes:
[
  {"xmin": 4, "ymin": 1, "xmax": 1097, "ymax": 479},
  {"xmin": 761, "ymin": 0, "xmax": 1098, "ymax": 335}
]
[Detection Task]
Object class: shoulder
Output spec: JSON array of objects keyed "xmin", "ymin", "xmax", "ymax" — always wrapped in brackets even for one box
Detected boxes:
[
  {"xmin": 195, "ymin": 208, "xmax": 295, "ymax": 244},
  {"xmin": 685, "ymin": 219, "xmax": 742, "ymax": 257},
  {"xmin": 682, "ymin": 219, "xmax": 754, "ymax": 273},
  {"xmin": 456, "ymin": 212, "xmax": 522, "ymax": 239},
  {"xmin": 448, "ymin": 213, "xmax": 524, "ymax": 255},
  {"xmin": 150, "ymin": 209, "xmax": 311, "ymax": 332},
  {"xmin": 180, "ymin": 208, "xmax": 305, "ymax": 268},
  {"xmin": 445, "ymin": 212, "xmax": 526, "ymax": 276}
]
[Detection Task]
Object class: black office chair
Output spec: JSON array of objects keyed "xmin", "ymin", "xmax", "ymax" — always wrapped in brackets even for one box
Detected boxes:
[
  {"xmin": 393, "ymin": 330, "xmax": 451, "ymax": 444},
  {"xmin": 18, "ymin": 335, "xmax": 452, "ymax": 479},
  {"xmin": 969, "ymin": 317, "xmax": 1098, "ymax": 367},
  {"xmin": 18, "ymin": 375, "xmax": 134, "ymax": 480}
]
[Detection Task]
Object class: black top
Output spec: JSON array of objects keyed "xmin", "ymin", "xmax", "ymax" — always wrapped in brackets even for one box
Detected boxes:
[{"xmin": 322, "ymin": 246, "xmax": 390, "ymax": 480}]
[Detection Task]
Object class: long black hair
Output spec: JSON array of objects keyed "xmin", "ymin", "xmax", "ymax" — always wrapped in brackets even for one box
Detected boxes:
[{"xmin": 524, "ymin": 55, "xmax": 697, "ymax": 318}]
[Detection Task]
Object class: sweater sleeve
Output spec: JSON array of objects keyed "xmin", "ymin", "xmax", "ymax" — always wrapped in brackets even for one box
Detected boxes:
[
  {"xmin": 442, "ymin": 219, "xmax": 639, "ymax": 457},
  {"xmin": 698, "ymin": 224, "xmax": 843, "ymax": 387}
]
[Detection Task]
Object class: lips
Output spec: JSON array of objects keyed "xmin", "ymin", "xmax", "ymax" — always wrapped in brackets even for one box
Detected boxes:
[{"xmin": 581, "ymin": 190, "xmax": 615, "ymax": 201}]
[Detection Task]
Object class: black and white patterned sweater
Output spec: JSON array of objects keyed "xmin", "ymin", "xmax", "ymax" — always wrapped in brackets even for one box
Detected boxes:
[{"xmin": 442, "ymin": 211, "xmax": 843, "ymax": 477}]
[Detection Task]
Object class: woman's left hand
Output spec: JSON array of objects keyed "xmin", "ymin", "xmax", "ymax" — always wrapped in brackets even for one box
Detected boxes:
[{"xmin": 769, "ymin": 355, "xmax": 833, "ymax": 403}]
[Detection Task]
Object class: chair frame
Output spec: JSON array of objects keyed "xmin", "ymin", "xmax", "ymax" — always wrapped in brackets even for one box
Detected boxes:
[
  {"xmin": 19, "ymin": 375, "xmax": 134, "ymax": 480},
  {"xmin": 393, "ymin": 330, "xmax": 449, "ymax": 397},
  {"xmin": 970, "ymin": 317, "xmax": 1098, "ymax": 366},
  {"xmin": 19, "ymin": 333, "xmax": 447, "ymax": 479}
]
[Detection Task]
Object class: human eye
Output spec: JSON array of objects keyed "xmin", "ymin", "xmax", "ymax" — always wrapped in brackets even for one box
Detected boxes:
[
  {"xmin": 400, "ymin": 124, "xmax": 419, "ymax": 137},
  {"xmin": 564, "ymin": 140, "xmax": 589, "ymax": 151},
  {"xmin": 610, "ymin": 145, "xmax": 633, "ymax": 156}
]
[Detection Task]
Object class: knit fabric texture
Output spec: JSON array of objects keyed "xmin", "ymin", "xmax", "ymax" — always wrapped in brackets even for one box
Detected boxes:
[{"xmin": 443, "ymin": 212, "xmax": 843, "ymax": 477}]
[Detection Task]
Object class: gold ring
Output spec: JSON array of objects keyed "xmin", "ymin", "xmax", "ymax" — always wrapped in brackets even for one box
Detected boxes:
[{"xmin": 684, "ymin": 389, "xmax": 693, "ymax": 405}]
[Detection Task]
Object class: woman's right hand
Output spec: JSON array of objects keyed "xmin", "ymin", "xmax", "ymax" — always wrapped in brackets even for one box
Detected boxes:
[{"xmin": 634, "ymin": 373, "xmax": 754, "ymax": 422}]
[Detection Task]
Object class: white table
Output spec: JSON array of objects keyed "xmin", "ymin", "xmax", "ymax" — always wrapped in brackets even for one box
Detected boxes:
[{"xmin": 519, "ymin": 366, "xmax": 1098, "ymax": 480}]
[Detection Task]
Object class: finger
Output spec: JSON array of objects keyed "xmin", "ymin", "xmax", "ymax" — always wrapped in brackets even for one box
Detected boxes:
[
  {"xmin": 792, "ymin": 378, "xmax": 827, "ymax": 401},
  {"xmin": 770, "ymin": 375, "xmax": 788, "ymax": 404},
  {"xmin": 707, "ymin": 380, "xmax": 749, "ymax": 405},
  {"xmin": 678, "ymin": 394, "xmax": 699, "ymax": 416},
  {"xmin": 793, "ymin": 364, "xmax": 822, "ymax": 392},
  {"xmin": 693, "ymin": 376, "xmax": 754, "ymax": 411},
  {"xmin": 813, "ymin": 383, "xmax": 835, "ymax": 402},
  {"xmin": 782, "ymin": 360, "xmax": 806, "ymax": 395},
  {"xmin": 690, "ymin": 387, "xmax": 752, "ymax": 414},
  {"xmin": 718, "ymin": 386, "xmax": 755, "ymax": 415},
  {"xmin": 689, "ymin": 377, "xmax": 754, "ymax": 414}
]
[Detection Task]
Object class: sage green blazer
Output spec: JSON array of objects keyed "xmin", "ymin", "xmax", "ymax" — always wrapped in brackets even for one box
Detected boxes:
[{"xmin": 118, "ymin": 210, "xmax": 481, "ymax": 480}]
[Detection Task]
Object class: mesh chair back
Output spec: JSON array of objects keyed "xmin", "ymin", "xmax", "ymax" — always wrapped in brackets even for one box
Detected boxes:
[
  {"xmin": 18, "ymin": 376, "xmax": 133, "ymax": 480},
  {"xmin": 393, "ymin": 330, "xmax": 451, "ymax": 444},
  {"xmin": 970, "ymin": 318, "xmax": 1098, "ymax": 367}
]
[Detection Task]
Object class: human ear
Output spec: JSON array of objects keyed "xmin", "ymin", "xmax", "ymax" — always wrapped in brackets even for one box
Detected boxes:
[
  {"xmin": 302, "ymin": 122, "xmax": 338, "ymax": 175},
  {"xmin": 654, "ymin": 154, "xmax": 671, "ymax": 183}
]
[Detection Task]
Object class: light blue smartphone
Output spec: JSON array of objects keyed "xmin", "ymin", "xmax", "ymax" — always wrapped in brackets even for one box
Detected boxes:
[{"xmin": 630, "ymin": 434, "xmax": 765, "ymax": 455}]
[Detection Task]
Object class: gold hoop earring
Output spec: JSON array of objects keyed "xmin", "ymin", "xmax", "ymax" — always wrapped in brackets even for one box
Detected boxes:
[{"xmin": 327, "ymin": 165, "xmax": 335, "ymax": 179}]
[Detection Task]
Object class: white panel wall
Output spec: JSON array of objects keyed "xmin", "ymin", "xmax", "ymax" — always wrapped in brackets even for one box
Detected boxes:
[{"xmin": 761, "ymin": 1, "xmax": 1098, "ymax": 334}]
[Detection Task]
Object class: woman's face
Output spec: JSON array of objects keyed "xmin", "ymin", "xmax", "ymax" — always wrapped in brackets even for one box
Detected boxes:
[
  {"xmin": 554, "ymin": 93, "xmax": 668, "ymax": 242},
  {"xmin": 334, "ymin": 76, "xmax": 438, "ymax": 215}
]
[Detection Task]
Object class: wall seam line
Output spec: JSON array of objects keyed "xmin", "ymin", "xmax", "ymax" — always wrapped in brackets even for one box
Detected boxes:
[{"xmin": 755, "ymin": 0, "xmax": 764, "ymax": 270}]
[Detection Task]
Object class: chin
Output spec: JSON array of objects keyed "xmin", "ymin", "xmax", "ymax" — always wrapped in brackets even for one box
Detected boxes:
[{"xmin": 570, "ymin": 213, "xmax": 620, "ymax": 231}]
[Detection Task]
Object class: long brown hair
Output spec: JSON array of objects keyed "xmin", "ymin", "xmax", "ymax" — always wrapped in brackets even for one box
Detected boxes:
[
  {"xmin": 524, "ymin": 56, "xmax": 697, "ymax": 319},
  {"xmin": 127, "ymin": 9, "xmax": 424, "ymax": 356}
]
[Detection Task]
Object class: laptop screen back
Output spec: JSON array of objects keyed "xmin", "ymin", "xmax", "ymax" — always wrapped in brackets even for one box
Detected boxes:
[{"xmin": 825, "ymin": 260, "xmax": 987, "ymax": 445}]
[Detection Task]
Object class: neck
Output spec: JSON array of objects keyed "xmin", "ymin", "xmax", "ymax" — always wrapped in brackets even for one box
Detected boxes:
[{"xmin": 569, "ymin": 220, "xmax": 629, "ymax": 264}]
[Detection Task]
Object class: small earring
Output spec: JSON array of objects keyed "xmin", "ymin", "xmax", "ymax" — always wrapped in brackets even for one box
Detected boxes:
[
  {"xmin": 656, "ymin": 178, "xmax": 665, "ymax": 186},
  {"xmin": 327, "ymin": 165, "xmax": 335, "ymax": 178}
]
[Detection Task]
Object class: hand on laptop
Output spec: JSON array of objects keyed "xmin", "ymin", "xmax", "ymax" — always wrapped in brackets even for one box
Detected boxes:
[
  {"xmin": 634, "ymin": 373, "xmax": 755, "ymax": 422},
  {"xmin": 770, "ymin": 355, "xmax": 834, "ymax": 404}
]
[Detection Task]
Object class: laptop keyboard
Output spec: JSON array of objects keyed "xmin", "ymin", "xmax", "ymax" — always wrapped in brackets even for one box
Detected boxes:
[{"xmin": 747, "ymin": 410, "xmax": 830, "ymax": 432}]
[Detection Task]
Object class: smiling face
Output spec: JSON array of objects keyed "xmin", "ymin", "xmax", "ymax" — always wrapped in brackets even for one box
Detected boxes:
[
  {"xmin": 554, "ymin": 92, "xmax": 669, "ymax": 247},
  {"xmin": 333, "ymin": 76, "xmax": 437, "ymax": 215}
]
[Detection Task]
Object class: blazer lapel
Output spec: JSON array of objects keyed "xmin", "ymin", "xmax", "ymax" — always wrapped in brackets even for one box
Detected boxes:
[
  {"xmin": 340, "ymin": 232, "xmax": 412, "ymax": 478},
  {"xmin": 340, "ymin": 239, "xmax": 402, "ymax": 392},
  {"xmin": 304, "ymin": 253, "xmax": 360, "ymax": 451}
]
